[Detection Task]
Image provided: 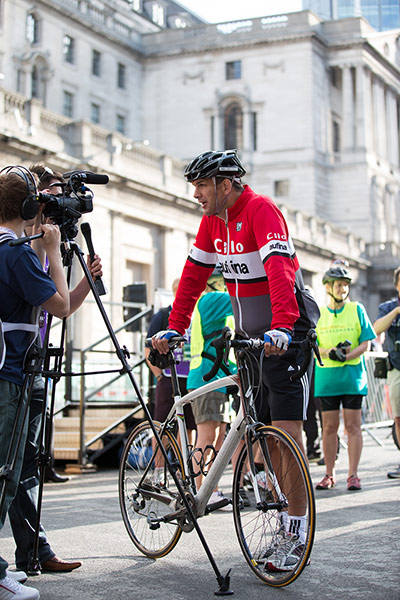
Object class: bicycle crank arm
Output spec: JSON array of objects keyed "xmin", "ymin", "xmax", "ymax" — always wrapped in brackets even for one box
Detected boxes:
[{"xmin": 146, "ymin": 506, "xmax": 188, "ymax": 529}]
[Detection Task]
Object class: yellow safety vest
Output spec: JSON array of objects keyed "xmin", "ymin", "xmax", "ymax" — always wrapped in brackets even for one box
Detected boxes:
[
  {"xmin": 316, "ymin": 302, "xmax": 361, "ymax": 368},
  {"xmin": 190, "ymin": 298, "xmax": 235, "ymax": 370}
]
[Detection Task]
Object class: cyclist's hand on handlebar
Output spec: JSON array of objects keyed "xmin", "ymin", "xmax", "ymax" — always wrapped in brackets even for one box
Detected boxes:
[
  {"xmin": 264, "ymin": 328, "xmax": 292, "ymax": 357},
  {"xmin": 152, "ymin": 329, "xmax": 182, "ymax": 354}
]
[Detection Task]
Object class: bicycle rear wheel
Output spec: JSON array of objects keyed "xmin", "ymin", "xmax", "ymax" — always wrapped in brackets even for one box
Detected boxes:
[
  {"xmin": 232, "ymin": 425, "xmax": 315, "ymax": 587},
  {"xmin": 119, "ymin": 420, "xmax": 185, "ymax": 558}
]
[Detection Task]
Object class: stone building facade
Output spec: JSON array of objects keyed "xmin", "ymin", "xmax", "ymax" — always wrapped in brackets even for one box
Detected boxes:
[{"xmin": 0, "ymin": 0, "xmax": 399, "ymax": 331}]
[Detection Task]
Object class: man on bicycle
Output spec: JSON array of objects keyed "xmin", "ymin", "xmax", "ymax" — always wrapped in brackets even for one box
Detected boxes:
[{"xmin": 152, "ymin": 149, "xmax": 319, "ymax": 569}]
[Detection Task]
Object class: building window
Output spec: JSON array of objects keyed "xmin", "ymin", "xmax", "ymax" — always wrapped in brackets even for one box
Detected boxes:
[
  {"xmin": 91, "ymin": 102, "xmax": 100, "ymax": 124},
  {"xmin": 152, "ymin": 3, "xmax": 165, "ymax": 26},
  {"xmin": 274, "ymin": 180, "xmax": 289, "ymax": 197},
  {"xmin": 17, "ymin": 70, "xmax": 23, "ymax": 93},
  {"xmin": 117, "ymin": 63, "xmax": 126, "ymax": 89},
  {"xmin": 63, "ymin": 91, "xmax": 74, "ymax": 118},
  {"xmin": 226, "ymin": 61, "xmax": 241, "ymax": 80},
  {"xmin": 330, "ymin": 66, "xmax": 341, "ymax": 89},
  {"xmin": 224, "ymin": 102, "xmax": 243, "ymax": 150},
  {"xmin": 116, "ymin": 114, "xmax": 125, "ymax": 134},
  {"xmin": 63, "ymin": 35, "xmax": 75, "ymax": 64},
  {"xmin": 26, "ymin": 13, "xmax": 39, "ymax": 44},
  {"xmin": 92, "ymin": 50, "xmax": 101, "ymax": 77},
  {"xmin": 251, "ymin": 112, "xmax": 257, "ymax": 151},
  {"xmin": 333, "ymin": 120, "xmax": 341, "ymax": 153},
  {"xmin": 31, "ymin": 66, "xmax": 39, "ymax": 98}
]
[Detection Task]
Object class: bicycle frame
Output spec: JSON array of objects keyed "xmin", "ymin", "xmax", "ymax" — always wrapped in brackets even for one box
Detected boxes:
[
  {"xmin": 161, "ymin": 352, "xmax": 287, "ymax": 518},
  {"xmin": 170, "ymin": 375, "xmax": 245, "ymax": 515}
]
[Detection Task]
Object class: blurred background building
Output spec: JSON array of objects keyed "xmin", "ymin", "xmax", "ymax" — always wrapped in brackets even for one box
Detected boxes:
[
  {"xmin": 0, "ymin": 0, "xmax": 399, "ymax": 461},
  {"xmin": 303, "ymin": 0, "xmax": 400, "ymax": 31}
]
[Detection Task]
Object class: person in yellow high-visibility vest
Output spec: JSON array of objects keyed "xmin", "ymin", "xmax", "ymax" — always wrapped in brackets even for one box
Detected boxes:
[
  {"xmin": 314, "ymin": 260, "xmax": 375, "ymax": 492},
  {"xmin": 187, "ymin": 266, "xmax": 236, "ymax": 510}
]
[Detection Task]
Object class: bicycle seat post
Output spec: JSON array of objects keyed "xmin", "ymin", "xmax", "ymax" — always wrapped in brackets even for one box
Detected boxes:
[{"xmin": 167, "ymin": 351, "xmax": 182, "ymax": 400}]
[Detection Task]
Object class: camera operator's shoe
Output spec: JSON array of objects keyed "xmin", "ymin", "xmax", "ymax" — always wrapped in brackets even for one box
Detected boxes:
[
  {"xmin": 44, "ymin": 466, "xmax": 69, "ymax": 483},
  {"xmin": 40, "ymin": 557, "xmax": 81, "ymax": 572},
  {"xmin": 0, "ymin": 574, "xmax": 39, "ymax": 599},
  {"xmin": 387, "ymin": 464, "xmax": 400, "ymax": 479}
]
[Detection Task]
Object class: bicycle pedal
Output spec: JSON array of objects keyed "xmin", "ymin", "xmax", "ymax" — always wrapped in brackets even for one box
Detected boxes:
[{"xmin": 205, "ymin": 497, "xmax": 231, "ymax": 514}]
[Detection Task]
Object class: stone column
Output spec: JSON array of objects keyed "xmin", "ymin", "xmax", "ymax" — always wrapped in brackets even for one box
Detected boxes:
[
  {"xmin": 342, "ymin": 65, "xmax": 354, "ymax": 150},
  {"xmin": 355, "ymin": 65, "xmax": 366, "ymax": 149},
  {"xmin": 243, "ymin": 110, "xmax": 252, "ymax": 153},
  {"xmin": 372, "ymin": 76, "xmax": 386, "ymax": 159},
  {"xmin": 386, "ymin": 88, "xmax": 399, "ymax": 167}
]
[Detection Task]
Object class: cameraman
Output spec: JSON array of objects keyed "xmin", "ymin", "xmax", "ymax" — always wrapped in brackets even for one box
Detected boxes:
[
  {"xmin": 374, "ymin": 266, "xmax": 400, "ymax": 479},
  {"xmin": 7, "ymin": 165, "xmax": 102, "ymax": 577},
  {"xmin": 314, "ymin": 260, "xmax": 375, "ymax": 492},
  {"xmin": 0, "ymin": 167, "xmax": 69, "ymax": 599}
]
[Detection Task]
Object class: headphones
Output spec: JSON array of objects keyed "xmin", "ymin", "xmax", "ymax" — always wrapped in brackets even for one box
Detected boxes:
[{"xmin": 0, "ymin": 165, "xmax": 40, "ymax": 220}]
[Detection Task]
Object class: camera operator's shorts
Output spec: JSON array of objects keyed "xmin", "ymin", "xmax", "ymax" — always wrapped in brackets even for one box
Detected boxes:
[
  {"xmin": 319, "ymin": 394, "xmax": 363, "ymax": 411},
  {"xmin": 190, "ymin": 390, "xmax": 230, "ymax": 425},
  {"xmin": 387, "ymin": 368, "xmax": 400, "ymax": 417},
  {"xmin": 251, "ymin": 348, "xmax": 309, "ymax": 423}
]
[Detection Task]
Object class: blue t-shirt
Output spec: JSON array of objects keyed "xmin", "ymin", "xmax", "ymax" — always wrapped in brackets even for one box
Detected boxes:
[
  {"xmin": 314, "ymin": 303, "xmax": 376, "ymax": 397},
  {"xmin": 0, "ymin": 241, "xmax": 57, "ymax": 385},
  {"xmin": 376, "ymin": 298, "xmax": 400, "ymax": 370}
]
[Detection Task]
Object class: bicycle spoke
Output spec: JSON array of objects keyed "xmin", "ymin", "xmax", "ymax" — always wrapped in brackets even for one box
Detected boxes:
[{"xmin": 119, "ymin": 421, "xmax": 185, "ymax": 558}]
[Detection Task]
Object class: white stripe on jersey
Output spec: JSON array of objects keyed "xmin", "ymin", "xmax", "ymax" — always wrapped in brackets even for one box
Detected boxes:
[
  {"xmin": 217, "ymin": 250, "xmax": 266, "ymax": 280},
  {"xmin": 259, "ymin": 237, "xmax": 294, "ymax": 262},
  {"xmin": 189, "ymin": 245, "xmax": 216, "ymax": 266}
]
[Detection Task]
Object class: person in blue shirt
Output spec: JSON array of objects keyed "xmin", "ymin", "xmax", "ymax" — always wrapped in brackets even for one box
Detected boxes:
[
  {"xmin": 0, "ymin": 167, "xmax": 70, "ymax": 599},
  {"xmin": 314, "ymin": 260, "xmax": 376, "ymax": 492},
  {"xmin": 374, "ymin": 266, "xmax": 400, "ymax": 479}
]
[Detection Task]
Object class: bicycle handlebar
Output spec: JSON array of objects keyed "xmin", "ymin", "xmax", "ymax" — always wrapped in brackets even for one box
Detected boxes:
[
  {"xmin": 203, "ymin": 327, "xmax": 322, "ymax": 383},
  {"xmin": 146, "ymin": 329, "xmax": 323, "ymax": 383}
]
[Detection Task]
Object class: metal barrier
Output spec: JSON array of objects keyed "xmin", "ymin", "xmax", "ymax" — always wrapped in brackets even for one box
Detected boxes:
[{"xmin": 363, "ymin": 352, "xmax": 393, "ymax": 446}]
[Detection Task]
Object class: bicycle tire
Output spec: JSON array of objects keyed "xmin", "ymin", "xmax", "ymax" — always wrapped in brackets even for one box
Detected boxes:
[
  {"xmin": 119, "ymin": 420, "xmax": 185, "ymax": 558},
  {"xmin": 392, "ymin": 421, "xmax": 400, "ymax": 450},
  {"xmin": 232, "ymin": 425, "xmax": 315, "ymax": 587}
]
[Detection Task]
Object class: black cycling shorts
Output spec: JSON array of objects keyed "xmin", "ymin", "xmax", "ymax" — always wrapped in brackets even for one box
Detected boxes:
[
  {"xmin": 249, "ymin": 348, "xmax": 310, "ymax": 423},
  {"xmin": 319, "ymin": 394, "xmax": 363, "ymax": 412}
]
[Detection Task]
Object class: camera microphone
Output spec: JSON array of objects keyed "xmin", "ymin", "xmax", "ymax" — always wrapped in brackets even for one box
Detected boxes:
[
  {"xmin": 80, "ymin": 222, "xmax": 107, "ymax": 296},
  {"xmin": 63, "ymin": 171, "xmax": 109, "ymax": 185}
]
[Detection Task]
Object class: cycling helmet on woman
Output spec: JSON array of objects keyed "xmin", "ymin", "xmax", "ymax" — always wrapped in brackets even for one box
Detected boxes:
[
  {"xmin": 184, "ymin": 149, "xmax": 246, "ymax": 182},
  {"xmin": 322, "ymin": 260, "xmax": 353, "ymax": 285}
]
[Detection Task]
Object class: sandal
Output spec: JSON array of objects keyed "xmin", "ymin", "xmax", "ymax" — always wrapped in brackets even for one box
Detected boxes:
[{"xmin": 316, "ymin": 474, "xmax": 336, "ymax": 490}]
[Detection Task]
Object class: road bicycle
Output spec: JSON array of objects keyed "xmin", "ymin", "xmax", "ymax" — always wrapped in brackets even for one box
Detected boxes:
[{"xmin": 119, "ymin": 328, "xmax": 320, "ymax": 590}]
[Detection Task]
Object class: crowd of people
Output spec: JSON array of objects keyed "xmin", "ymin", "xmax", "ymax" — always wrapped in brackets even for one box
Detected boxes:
[{"xmin": 1, "ymin": 150, "xmax": 399, "ymax": 597}]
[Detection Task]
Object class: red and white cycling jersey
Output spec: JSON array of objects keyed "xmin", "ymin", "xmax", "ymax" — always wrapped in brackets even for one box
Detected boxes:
[{"xmin": 169, "ymin": 186, "xmax": 313, "ymax": 338}]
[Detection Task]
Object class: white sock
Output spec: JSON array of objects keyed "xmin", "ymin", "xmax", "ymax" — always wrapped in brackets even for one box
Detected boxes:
[{"xmin": 288, "ymin": 515, "xmax": 307, "ymax": 543}]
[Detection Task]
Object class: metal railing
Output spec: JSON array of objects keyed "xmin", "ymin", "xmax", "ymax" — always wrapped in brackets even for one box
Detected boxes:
[
  {"xmin": 77, "ymin": 306, "xmax": 153, "ymax": 465},
  {"xmin": 363, "ymin": 351, "xmax": 393, "ymax": 446}
]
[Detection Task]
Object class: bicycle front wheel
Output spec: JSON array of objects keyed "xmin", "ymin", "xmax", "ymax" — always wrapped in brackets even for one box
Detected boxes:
[
  {"xmin": 232, "ymin": 425, "xmax": 315, "ymax": 587},
  {"xmin": 119, "ymin": 420, "xmax": 185, "ymax": 558}
]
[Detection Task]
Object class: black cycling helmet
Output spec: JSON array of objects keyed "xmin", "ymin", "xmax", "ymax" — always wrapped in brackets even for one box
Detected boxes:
[
  {"xmin": 322, "ymin": 263, "xmax": 352, "ymax": 285},
  {"xmin": 184, "ymin": 149, "xmax": 246, "ymax": 182}
]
